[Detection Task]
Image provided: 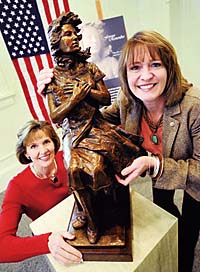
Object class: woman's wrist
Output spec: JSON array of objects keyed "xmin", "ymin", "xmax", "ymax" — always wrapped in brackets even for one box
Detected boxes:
[{"xmin": 147, "ymin": 152, "xmax": 163, "ymax": 180}]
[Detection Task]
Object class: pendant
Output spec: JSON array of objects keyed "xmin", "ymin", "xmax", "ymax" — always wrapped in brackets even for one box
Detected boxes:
[{"xmin": 151, "ymin": 134, "xmax": 159, "ymax": 145}]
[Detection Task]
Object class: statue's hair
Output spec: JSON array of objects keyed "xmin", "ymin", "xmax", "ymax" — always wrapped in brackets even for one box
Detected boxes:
[
  {"xmin": 47, "ymin": 11, "xmax": 90, "ymax": 65},
  {"xmin": 48, "ymin": 11, "xmax": 82, "ymax": 57}
]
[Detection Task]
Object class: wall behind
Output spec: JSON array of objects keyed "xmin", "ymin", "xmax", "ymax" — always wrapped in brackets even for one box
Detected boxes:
[
  {"xmin": 0, "ymin": 0, "xmax": 200, "ymax": 192},
  {"xmin": 0, "ymin": 33, "xmax": 32, "ymax": 191}
]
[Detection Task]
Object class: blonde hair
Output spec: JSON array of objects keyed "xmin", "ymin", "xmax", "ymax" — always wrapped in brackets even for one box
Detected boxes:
[{"xmin": 16, "ymin": 120, "xmax": 60, "ymax": 164}]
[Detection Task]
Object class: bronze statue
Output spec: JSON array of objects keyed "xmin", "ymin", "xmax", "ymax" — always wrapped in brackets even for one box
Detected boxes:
[{"xmin": 43, "ymin": 11, "xmax": 146, "ymax": 245}]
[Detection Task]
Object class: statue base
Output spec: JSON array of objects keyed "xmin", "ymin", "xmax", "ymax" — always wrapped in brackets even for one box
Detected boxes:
[{"xmin": 67, "ymin": 185, "xmax": 133, "ymax": 261}]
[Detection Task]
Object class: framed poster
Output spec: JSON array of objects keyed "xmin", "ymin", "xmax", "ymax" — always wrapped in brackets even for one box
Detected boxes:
[{"xmin": 80, "ymin": 16, "xmax": 127, "ymax": 102}]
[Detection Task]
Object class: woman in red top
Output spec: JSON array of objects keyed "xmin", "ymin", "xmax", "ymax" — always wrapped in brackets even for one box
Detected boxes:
[{"xmin": 0, "ymin": 120, "xmax": 82, "ymax": 264}]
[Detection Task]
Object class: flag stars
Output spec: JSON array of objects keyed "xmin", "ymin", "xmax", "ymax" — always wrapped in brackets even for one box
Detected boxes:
[
  {"xmin": 3, "ymin": 4, "xmax": 9, "ymax": 10},
  {"xmin": 11, "ymin": 52, "xmax": 16, "ymax": 57},
  {"xmin": 1, "ymin": 0, "xmax": 49, "ymax": 58}
]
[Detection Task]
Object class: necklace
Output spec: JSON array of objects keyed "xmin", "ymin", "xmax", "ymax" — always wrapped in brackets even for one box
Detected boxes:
[
  {"xmin": 143, "ymin": 108, "xmax": 163, "ymax": 145},
  {"xmin": 31, "ymin": 160, "xmax": 58, "ymax": 183}
]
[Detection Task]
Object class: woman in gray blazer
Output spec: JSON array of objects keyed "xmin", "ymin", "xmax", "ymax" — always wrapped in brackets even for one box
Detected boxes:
[{"xmin": 102, "ymin": 31, "xmax": 200, "ymax": 272}]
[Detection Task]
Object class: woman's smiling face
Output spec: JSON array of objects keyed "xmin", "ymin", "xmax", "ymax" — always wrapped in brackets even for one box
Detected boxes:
[{"xmin": 126, "ymin": 45, "xmax": 167, "ymax": 104}]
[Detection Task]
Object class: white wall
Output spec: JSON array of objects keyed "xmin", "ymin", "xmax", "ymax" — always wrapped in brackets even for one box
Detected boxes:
[
  {"xmin": 0, "ymin": 33, "xmax": 32, "ymax": 191},
  {"xmin": 0, "ymin": 0, "xmax": 200, "ymax": 192}
]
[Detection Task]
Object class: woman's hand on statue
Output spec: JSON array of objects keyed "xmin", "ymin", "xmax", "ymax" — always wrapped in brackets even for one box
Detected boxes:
[
  {"xmin": 115, "ymin": 156, "xmax": 151, "ymax": 186},
  {"xmin": 37, "ymin": 67, "xmax": 54, "ymax": 96},
  {"xmin": 48, "ymin": 231, "xmax": 83, "ymax": 265}
]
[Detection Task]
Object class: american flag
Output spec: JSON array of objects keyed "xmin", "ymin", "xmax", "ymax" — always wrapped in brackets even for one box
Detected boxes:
[{"xmin": 0, "ymin": 0, "xmax": 70, "ymax": 121}]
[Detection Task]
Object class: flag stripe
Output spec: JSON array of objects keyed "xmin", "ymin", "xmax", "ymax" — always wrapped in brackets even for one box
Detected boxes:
[
  {"xmin": 42, "ymin": 0, "xmax": 53, "ymax": 25},
  {"xmin": 13, "ymin": 59, "xmax": 38, "ymax": 120},
  {"xmin": 24, "ymin": 57, "xmax": 51, "ymax": 122},
  {"xmin": 21, "ymin": 58, "xmax": 47, "ymax": 120},
  {"xmin": 54, "ymin": 0, "xmax": 61, "ymax": 18},
  {"xmin": 63, "ymin": 1, "xmax": 70, "ymax": 12}
]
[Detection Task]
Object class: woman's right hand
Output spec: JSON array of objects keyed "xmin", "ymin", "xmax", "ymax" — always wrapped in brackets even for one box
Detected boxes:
[
  {"xmin": 48, "ymin": 231, "xmax": 83, "ymax": 265},
  {"xmin": 115, "ymin": 156, "xmax": 156, "ymax": 186},
  {"xmin": 37, "ymin": 68, "xmax": 54, "ymax": 96}
]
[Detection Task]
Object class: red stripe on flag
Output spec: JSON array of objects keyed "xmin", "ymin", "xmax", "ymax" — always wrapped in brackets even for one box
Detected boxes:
[
  {"xmin": 46, "ymin": 53, "xmax": 54, "ymax": 68},
  {"xmin": 13, "ymin": 59, "xmax": 38, "ymax": 119},
  {"xmin": 42, "ymin": 0, "xmax": 52, "ymax": 24},
  {"xmin": 24, "ymin": 57, "xmax": 51, "ymax": 122},
  {"xmin": 63, "ymin": 1, "xmax": 70, "ymax": 12},
  {"xmin": 53, "ymin": 0, "xmax": 60, "ymax": 17},
  {"xmin": 35, "ymin": 54, "xmax": 44, "ymax": 70}
]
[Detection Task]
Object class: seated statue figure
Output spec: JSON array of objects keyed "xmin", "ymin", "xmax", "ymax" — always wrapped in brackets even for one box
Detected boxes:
[{"xmin": 43, "ymin": 11, "xmax": 147, "ymax": 244}]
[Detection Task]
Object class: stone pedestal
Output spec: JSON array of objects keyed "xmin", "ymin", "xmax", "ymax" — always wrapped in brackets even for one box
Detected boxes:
[{"xmin": 30, "ymin": 189, "xmax": 178, "ymax": 272}]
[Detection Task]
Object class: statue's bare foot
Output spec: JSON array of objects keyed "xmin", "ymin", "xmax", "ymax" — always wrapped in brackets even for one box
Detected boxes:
[
  {"xmin": 87, "ymin": 227, "xmax": 99, "ymax": 244},
  {"xmin": 72, "ymin": 214, "xmax": 87, "ymax": 229}
]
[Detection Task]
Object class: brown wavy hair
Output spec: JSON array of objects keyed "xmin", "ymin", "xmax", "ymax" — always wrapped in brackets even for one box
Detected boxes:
[{"xmin": 119, "ymin": 31, "xmax": 192, "ymax": 108}]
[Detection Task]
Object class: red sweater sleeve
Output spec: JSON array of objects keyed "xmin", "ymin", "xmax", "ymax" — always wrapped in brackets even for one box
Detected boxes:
[
  {"xmin": 0, "ymin": 232, "xmax": 51, "ymax": 262},
  {"xmin": 0, "ymin": 182, "xmax": 51, "ymax": 262}
]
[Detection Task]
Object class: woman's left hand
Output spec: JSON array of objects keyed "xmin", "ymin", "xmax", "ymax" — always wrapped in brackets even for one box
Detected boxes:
[{"xmin": 48, "ymin": 231, "xmax": 83, "ymax": 265}]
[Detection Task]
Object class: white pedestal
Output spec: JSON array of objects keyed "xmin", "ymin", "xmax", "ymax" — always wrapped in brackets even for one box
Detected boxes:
[{"xmin": 30, "ymin": 190, "xmax": 178, "ymax": 272}]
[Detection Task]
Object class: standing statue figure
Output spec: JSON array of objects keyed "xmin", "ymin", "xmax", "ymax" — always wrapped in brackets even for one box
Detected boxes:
[{"xmin": 43, "ymin": 11, "xmax": 146, "ymax": 244}]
